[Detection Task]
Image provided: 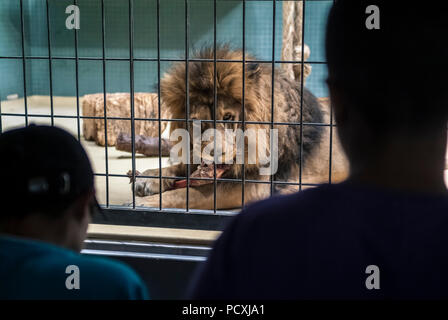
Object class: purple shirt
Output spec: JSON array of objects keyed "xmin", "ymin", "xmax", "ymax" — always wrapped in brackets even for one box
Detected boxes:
[{"xmin": 190, "ymin": 182, "xmax": 448, "ymax": 299}]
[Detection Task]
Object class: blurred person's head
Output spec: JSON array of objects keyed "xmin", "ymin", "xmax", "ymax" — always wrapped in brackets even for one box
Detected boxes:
[
  {"xmin": 0, "ymin": 125, "xmax": 99, "ymax": 252},
  {"xmin": 326, "ymin": 1, "xmax": 448, "ymax": 190}
]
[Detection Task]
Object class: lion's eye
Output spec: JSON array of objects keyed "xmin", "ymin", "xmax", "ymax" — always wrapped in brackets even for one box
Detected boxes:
[{"xmin": 223, "ymin": 113, "xmax": 234, "ymax": 121}]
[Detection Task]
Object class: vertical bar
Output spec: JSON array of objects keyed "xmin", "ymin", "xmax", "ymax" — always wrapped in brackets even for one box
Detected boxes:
[
  {"xmin": 185, "ymin": 0, "xmax": 190, "ymax": 212},
  {"xmin": 328, "ymin": 0, "xmax": 335, "ymax": 184},
  {"xmin": 74, "ymin": 0, "xmax": 81, "ymax": 140},
  {"xmin": 46, "ymin": 0, "xmax": 54, "ymax": 126},
  {"xmin": 101, "ymin": 0, "xmax": 110, "ymax": 207},
  {"xmin": 270, "ymin": 0, "xmax": 276, "ymax": 195},
  {"xmin": 19, "ymin": 0, "xmax": 28, "ymax": 126},
  {"xmin": 213, "ymin": 0, "xmax": 217, "ymax": 213},
  {"xmin": 328, "ymin": 98, "xmax": 334, "ymax": 183},
  {"xmin": 299, "ymin": 0, "xmax": 306, "ymax": 191},
  {"xmin": 241, "ymin": 0, "xmax": 246, "ymax": 207},
  {"xmin": 156, "ymin": 0, "xmax": 162, "ymax": 210},
  {"xmin": 0, "ymin": 98, "xmax": 2, "ymax": 133},
  {"xmin": 129, "ymin": 0, "xmax": 137, "ymax": 208}
]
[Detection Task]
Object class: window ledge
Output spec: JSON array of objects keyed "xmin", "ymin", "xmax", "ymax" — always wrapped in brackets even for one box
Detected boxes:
[{"xmin": 87, "ymin": 224, "xmax": 220, "ymax": 246}]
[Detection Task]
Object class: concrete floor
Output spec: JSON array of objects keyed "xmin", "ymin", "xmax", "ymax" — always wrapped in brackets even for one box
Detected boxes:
[{"xmin": 1, "ymin": 95, "xmax": 448, "ymax": 208}]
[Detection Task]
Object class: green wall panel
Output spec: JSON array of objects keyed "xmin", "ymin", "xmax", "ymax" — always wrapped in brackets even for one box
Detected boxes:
[{"xmin": 1, "ymin": 0, "xmax": 331, "ymax": 101}]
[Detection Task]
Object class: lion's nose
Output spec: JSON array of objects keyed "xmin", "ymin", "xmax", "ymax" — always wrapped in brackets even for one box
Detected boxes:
[
  {"xmin": 135, "ymin": 182, "xmax": 148, "ymax": 196},
  {"xmin": 201, "ymin": 153, "xmax": 215, "ymax": 163}
]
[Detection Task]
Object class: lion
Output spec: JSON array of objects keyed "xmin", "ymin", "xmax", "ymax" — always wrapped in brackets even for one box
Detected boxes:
[{"xmin": 130, "ymin": 46, "xmax": 348, "ymax": 210}]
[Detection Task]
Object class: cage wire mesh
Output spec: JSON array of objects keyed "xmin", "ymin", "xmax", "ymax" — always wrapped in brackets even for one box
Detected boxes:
[{"xmin": 0, "ymin": 0, "xmax": 336, "ymax": 229}]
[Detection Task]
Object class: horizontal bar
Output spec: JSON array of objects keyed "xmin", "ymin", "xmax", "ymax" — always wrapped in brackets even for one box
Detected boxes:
[
  {"xmin": 87, "ymin": 223, "xmax": 220, "ymax": 246},
  {"xmin": 93, "ymin": 172, "xmax": 326, "ymax": 187},
  {"xmin": 82, "ymin": 248, "xmax": 207, "ymax": 262},
  {"xmin": 0, "ymin": 112, "xmax": 335, "ymax": 127},
  {"xmin": 84, "ymin": 238, "xmax": 211, "ymax": 252},
  {"xmin": 0, "ymin": 55, "xmax": 327, "ymax": 65},
  {"xmin": 94, "ymin": 206, "xmax": 236, "ymax": 231}
]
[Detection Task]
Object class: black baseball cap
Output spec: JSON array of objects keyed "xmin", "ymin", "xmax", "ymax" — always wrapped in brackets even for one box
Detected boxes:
[{"xmin": 0, "ymin": 125, "xmax": 99, "ymax": 218}]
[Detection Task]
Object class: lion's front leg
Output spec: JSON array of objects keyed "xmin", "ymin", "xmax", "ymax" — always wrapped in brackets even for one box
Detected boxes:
[
  {"xmin": 134, "ymin": 182, "xmax": 271, "ymax": 210},
  {"xmin": 134, "ymin": 186, "xmax": 216, "ymax": 210},
  {"xmin": 133, "ymin": 188, "xmax": 190, "ymax": 209},
  {"xmin": 133, "ymin": 163, "xmax": 186, "ymax": 197}
]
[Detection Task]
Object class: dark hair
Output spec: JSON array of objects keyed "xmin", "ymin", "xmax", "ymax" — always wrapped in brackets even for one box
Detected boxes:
[
  {"xmin": 326, "ymin": 1, "xmax": 448, "ymax": 134},
  {"xmin": 0, "ymin": 125, "xmax": 94, "ymax": 219}
]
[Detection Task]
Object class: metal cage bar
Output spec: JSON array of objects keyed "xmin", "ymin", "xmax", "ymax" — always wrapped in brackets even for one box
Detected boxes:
[
  {"xmin": 45, "ymin": 0, "xmax": 54, "ymax": 127},
  {"xmin": 129, "ymin": 0, "xmax": 137, "ymax": 209},
  {"xmin": 0, "ymin": 111, "xmax": 333, "ymax": 127},
  {"xmin": 90, "ymin": 171, "xmax": 330, "ymax": 188},
  {"xmin": 328, "ymin": 0, "xmax": 336, "ymax": 184},
  {"xmin": 212, "ymin": 0, "xmax": 218, "ymax": 213},
  {"xmin": 185, "ymin": 0, "xmax": 191, "ymax": 212},
  {"xmin": 0, "ymin": 55, "xmax": 328, "ymax": 65},
  {"xmin": 270, "ymin": 0, "xmax": 276, "ymax": 196},
  {"xmin": 0, "ymin": 98, "xmax": 2, "ymax": 133},
  {"xmin": 74, "ymin": 0, "xmax": 81, "ymax": 140},
  {"xmin": 157, "ymin": 0, "xmax": 162, "ymax": 210},
  {"xmin": 19, "ymin": 0, "xmax": 28, "ymax": 127},
  {"xmin": 0, "ymin": 0, "xmax": 335, "ymax": 230},
  {"xmin": 101, "ymin": 0, "xmax": 110, "ymax": 207},
  {"xmin": 299, "ymin": 0, "xmax": 306, "ymax": 191},
  {"xmin": 241, "ymin": 0, "xmax": 246, "ymax": 208},
  {"xmin": 0, "ymin": 112, "xmax": 332, "ymax": 128}
]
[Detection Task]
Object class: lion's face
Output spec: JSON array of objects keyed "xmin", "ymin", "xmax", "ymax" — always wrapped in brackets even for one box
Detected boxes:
[
  {"xmin": 187, "ymin": 99, "xmax": 272, "ymax": 180},
  {"xmin": 161, "ymin": 47, "xmax": 274, "ymax": 178},
  {"xmin": 188, "ymin": 95, "xmax": 243, "ymax": 167}
]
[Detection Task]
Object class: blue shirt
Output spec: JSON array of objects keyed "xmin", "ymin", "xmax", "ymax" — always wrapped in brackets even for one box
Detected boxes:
[
  {"xmin": 190, "ymin": 182, "xmax": 448, "ymax": 299},
  {"xmin": 0, "ymin": 235, "xmax": 149, "ymax": 300}
]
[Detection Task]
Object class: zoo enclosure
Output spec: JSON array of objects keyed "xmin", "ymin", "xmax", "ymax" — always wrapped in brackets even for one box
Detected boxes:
[{"xmin": 0, "ymin": 0, "xmax": 335, "ymax": 231}]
